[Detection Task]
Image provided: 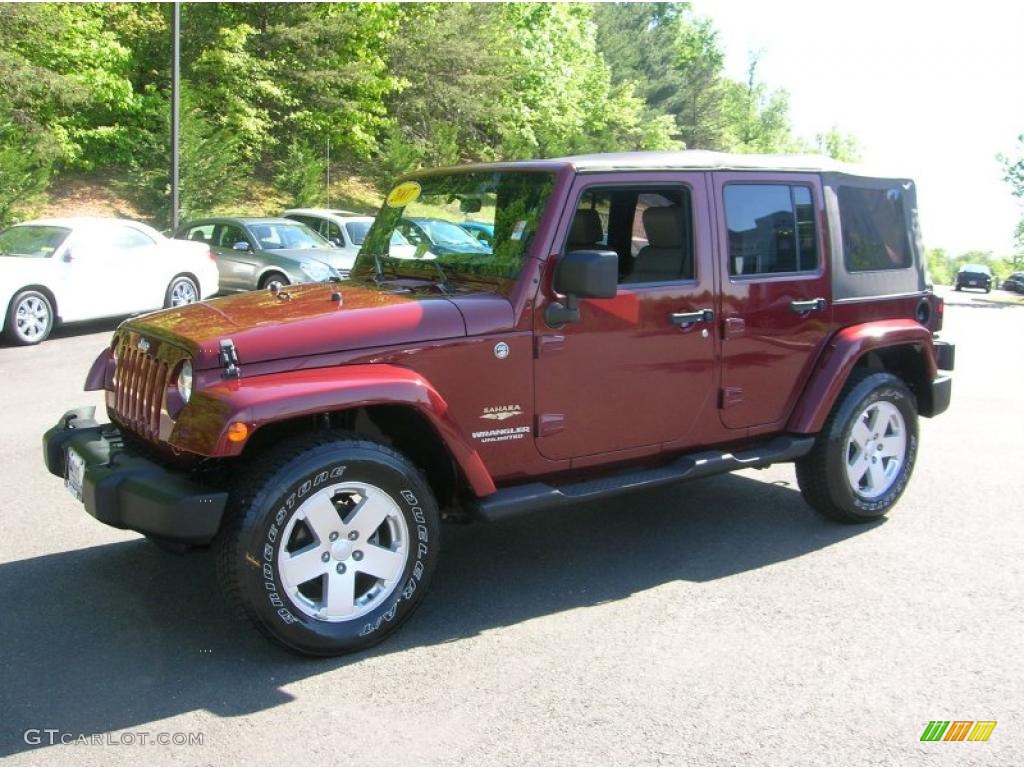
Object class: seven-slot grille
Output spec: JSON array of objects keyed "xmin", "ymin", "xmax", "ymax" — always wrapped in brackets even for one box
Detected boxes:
[{"xmin": 111, "ymin": 333, "xmax": 184, "ymax": 440}]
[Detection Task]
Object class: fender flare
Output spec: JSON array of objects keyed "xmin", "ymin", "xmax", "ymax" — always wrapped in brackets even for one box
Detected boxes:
[
  {"xmin": 170, "ymin": 363, "xmax": 496, "ymax": 496},
  {"xmin": 787, "ymin": 319, "xmax": 938, "ymax": 434}
]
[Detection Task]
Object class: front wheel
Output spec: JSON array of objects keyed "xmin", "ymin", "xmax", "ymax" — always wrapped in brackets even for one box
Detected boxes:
[
  {"xmin": 4, "ymin": 289, "xmax": 54, "ymax": 345},
  {"xmin": 796, "ymin": 371, "xmax": 918, "ymax": 523},
  {"xmin": 216, "ymin": 434, "xmax": 440, "ymax": 656},
  {"xmin": 258, "ymin": 272, "xmax": 289, "ymax": 292}
]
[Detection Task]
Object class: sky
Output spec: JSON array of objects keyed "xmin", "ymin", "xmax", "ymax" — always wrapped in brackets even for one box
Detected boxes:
[{"xmin": 689, "ymin": 0, "xmax": 1024, "ymax": 256}]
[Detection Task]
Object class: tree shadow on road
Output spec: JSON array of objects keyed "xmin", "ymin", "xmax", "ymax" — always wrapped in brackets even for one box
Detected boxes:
[{"xmin": 0, "ymin": 472, "xmax": 879, "ymax": 757}]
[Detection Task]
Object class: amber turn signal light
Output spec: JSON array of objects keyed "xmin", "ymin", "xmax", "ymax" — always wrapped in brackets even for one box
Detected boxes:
[{"xmin": 226, "ymin": 422, "xmax": 249, "ymax": 442}]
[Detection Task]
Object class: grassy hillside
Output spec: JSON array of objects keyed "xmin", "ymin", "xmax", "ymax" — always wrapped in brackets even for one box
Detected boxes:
[{"xmin": 32, "ymin": 170, "xmax": 386, "ymax": 228}]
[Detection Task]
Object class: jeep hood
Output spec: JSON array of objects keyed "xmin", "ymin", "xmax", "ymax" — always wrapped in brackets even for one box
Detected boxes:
[{"xmin": 122, "ymin": 282, "xmax": 468, "ymax": 370}]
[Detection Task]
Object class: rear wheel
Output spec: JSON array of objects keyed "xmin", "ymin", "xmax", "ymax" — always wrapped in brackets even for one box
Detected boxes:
[
  {"xmin": 216, "ymin": 433, "xmax": 440, "ymax": 656},
  {"xmin": 796, "ymin": 371, "xmax": 918, "ymax": 523},
  {"xmin": 164, "ymin": 275, "xmax": 199, "ymax": 307},
  {"xmin": 4, "ymin": 289, "xmax": 54, "ymax": 345}
]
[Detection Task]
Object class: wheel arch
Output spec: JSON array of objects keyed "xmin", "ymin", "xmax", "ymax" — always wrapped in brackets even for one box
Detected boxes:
[
  {"xmin": 170, "ymin": 270, "xmax": 200, "ymax": 289},
  {"xmin": 5, "ymin": 283, "xmax": 60, "ymax": 323},
  {"xmin": 788, "ymin": 320, "xmax": 938, "ymax": 433},
  {"xmin": 256, "ymin": 266, "xmax": 291, "ymax": 289},
  {"xmin": 240, "ymin": 404, "xmax": 462, "ymax": 512},
  {"xmin": 170, "ymin": 363, "xmax": 496, "ymax": 501}
]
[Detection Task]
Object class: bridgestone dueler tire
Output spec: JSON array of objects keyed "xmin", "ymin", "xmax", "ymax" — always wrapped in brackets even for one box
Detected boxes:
[
  {"xmin": 795, "ymin": 371, "xmax": 918, "ymax": 524},
  {"xmin": 216, "ymin": 433, "xmax": 440, "ymax": 656}
]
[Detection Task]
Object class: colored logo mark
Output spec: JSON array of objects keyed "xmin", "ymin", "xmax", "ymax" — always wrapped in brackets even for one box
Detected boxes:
[{"xmin": 920, "ymin": 720, "xmax": 997, "ymax": 742}]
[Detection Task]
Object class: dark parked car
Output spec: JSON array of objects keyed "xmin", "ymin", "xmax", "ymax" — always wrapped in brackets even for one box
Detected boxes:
[
  {"xmin": 1000, "ymin": 271, "xmax": 1024, "ymax": 293},
  {"xmin": 176, "ymin": 217, "xmax": 340, "ymax": 292},
  {"xmin": 955, "ymin": 264, "xmax": 992, "ymax": 292},
  {"xmin": 46, "ymin": 151, "xmax": 954, "ymax": 656}
]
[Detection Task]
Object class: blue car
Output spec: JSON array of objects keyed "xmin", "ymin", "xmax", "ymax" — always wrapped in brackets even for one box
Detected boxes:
[
  {"xmin": 396, "ymin": 218, "xmax": 491, "ymax": 256},
  {"xmin": 459, "ymin": 221, "xmax": 495, "ymax": 246}
]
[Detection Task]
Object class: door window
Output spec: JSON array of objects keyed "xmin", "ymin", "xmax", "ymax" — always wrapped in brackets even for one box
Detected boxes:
[
  {"xmin": 215, "ymin": 224, "xmax": 248, "ymax": 249},
  {"xmin": 185, "ymin": 224, "xmax": 215, "ymax": 244},
  {"xmin": 325, "ymin": 221, "xmax": 345, "ymax": 245},
  {"xmin": 723, "ymin": 184, "xmax": 818, "ymax": 277},
  {"xmin": 565, "ymin": 186, "xmax": 694, "ymax": 284}
]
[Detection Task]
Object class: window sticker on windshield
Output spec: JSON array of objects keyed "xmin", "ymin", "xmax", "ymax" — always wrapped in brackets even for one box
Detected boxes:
[
  {"xmin": 510, "ymin": 220, "xmax": 527, "ymax": 241},
  {"xmin": 386, "ymin": 181, "xmax": 422, "ymax": 209}
]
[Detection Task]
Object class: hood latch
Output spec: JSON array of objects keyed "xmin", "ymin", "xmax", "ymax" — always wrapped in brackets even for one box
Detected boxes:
[{"xmin": 219, "ymin": 338, "xmax": 241, "ymax": 379}]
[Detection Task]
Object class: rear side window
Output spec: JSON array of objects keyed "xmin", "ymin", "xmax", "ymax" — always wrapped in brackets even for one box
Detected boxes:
[
  {"xmin": 110, "ymin": 226, "xmax": 156, "ymax": 250},
  {"xmin": 724, "ymin": 184, "xmax": 818, "ymax": 276},
  {"xmin": 837, "ymin": 186, "xmax": 912, "ymax": 271}
]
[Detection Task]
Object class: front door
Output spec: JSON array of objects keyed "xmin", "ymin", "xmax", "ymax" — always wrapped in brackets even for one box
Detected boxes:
[
  {"xmin": 712, "ymin": 173, "xmax": 833, "ymax": 431},
  {"xmin": 533, "ymin": 174, "xmax": 718, "ymax": 461}
]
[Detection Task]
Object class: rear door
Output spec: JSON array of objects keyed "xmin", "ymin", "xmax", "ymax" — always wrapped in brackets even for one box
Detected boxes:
[{"xmin": 712, "ymin": 173, "xmax": 833, "ymax": 431}]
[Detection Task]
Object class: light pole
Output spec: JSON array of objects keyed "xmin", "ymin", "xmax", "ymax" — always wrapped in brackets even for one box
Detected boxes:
[{"xmin": 170, "ymin": 1, "xmax": 181, "ymax": 231}]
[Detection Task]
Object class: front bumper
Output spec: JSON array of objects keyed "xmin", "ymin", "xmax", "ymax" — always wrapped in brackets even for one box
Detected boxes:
[{"xmin": 43, "ymin": 407, "xmax": 228, "ymax": 544}]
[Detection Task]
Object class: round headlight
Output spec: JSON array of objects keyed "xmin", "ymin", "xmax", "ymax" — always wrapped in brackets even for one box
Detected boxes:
[{"xmin": 177, "ymin": 360, "xmax": 193, "ymax": 404}]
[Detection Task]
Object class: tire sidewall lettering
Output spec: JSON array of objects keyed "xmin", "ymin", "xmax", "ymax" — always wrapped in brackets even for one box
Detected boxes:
[{"xmin": 245, "ymin": 452, "xmax": 436, "ymax": 649}]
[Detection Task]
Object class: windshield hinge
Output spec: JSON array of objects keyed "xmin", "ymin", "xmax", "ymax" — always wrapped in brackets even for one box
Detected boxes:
[{"xmin": 219, "ymin": 338, "xmax": 241, "ymax": 379}]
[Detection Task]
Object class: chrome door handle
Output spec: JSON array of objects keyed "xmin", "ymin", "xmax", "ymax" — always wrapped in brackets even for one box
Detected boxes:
[
  {"xmin": 789, "ymin": 298, "xmax": 827, "ymax": 313},
  {"xmin": 670, "ymin": 308, "xmax": 714, "ymax": 325}
]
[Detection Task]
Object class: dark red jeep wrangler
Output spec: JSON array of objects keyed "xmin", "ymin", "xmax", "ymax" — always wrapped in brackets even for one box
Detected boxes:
[{"xmin": 44, "ymin": 151, "xmax": 955, "ymax": 655}]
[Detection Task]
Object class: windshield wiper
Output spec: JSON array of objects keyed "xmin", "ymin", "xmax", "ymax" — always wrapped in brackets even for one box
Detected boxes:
[{"xmin": 426, "ymin": 260, "xmax": 452, "ymax": 294}]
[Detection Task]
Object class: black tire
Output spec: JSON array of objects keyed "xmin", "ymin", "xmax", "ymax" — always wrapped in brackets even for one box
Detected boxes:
[
  {"xmin": 164, "ymin": 275, "xmax": 200, "ymax": 308},
  {"xmin": 4, "ymin": 289, "xmax": 54, "ymax": 345},
  {"xmin": 258, "ymin": 272, "xmax": 289, "ymax": 291},
  {"xmin": 796, "ymin": 371, "xmax": 918, "ymax": 523},
  {"xmin": 216, "ymin": 433, "xmax": 440, "ymax": 656}
]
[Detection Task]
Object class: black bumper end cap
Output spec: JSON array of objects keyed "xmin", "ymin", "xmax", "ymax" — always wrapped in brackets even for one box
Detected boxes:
[{"xmin": 43, "ymin": 412, "xmax": 227, "ymax": 545}]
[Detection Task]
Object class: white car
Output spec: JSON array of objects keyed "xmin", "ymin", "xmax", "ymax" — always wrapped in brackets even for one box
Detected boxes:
[
  {"xmin": 0, "ymin": 217, "xmax": 220, "ymax": 345},
  {"xmin": 282, "ymin": 209, "xmax": 416, "ymax": 275}
]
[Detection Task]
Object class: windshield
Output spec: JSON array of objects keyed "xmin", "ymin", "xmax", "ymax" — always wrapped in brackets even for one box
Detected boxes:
[
  {"xmin": 0, "ymin": 225, "xmax": 71, "ymax": 258},
  {"xmin": 354, "ymin": 170, "xmax": 556, "ymax": 291},
  {"xmin": 249, "ymin": 222, "xmax": 330, "ymax": 251}
]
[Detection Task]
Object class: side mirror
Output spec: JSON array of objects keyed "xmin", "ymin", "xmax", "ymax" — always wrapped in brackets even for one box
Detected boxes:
[
  {"xmin": 233, "ymin": 241, "xmax": 251, "ymax": 252},
  {"xmin": 330, "ymin": 237, "xmax": 342, "ymax": 247},
  {"xmin": 62, "ymin": 249, "xmax": 73, "ymax": 263},
  {"xmin": 546, "ymin": 249, "xmax": 618, "ymax": 326}
]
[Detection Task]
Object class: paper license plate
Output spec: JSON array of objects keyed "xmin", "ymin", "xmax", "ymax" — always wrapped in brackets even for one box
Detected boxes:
[{"xmin": 65, "ymin": 448, "xmax": 86, "ymax": 502}]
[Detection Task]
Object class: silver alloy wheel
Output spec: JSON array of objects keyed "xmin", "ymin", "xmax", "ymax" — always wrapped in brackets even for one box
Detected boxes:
[
  {"xmin": 845, "ymin": 401, "xmax": 907, "ymax": 500},
  {"xmin": 14, "ymin": 295, "xmax": 50, "ymax": 343},
  {"xmin": 277, "ymin": 482, "xmax": 409, "ymax": 622},
  {"xmin": 264, "ymin": 277, "xmax": 286, "ymax": 292},
  {"xmin": 169, "ymin": 278, "xmax": 198, "ymax": 306}
]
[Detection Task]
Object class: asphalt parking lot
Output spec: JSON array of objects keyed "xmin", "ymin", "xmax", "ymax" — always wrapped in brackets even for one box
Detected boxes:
[{"xmin": 0, "ymin": 288, "xmax": 1021, "ymax": 766}]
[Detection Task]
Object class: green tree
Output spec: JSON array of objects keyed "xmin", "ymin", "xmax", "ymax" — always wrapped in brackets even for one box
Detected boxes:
[
  {"xmin": 720, "ymin": 54, "xmax": 799, "ymax": 154},
  {"xmin": 0, "ymin": 102, "xmax": 57, "ymax": 226},
  {"xmin": 815, "ymin": 126, "xmax": 862, "ymax": 162},
  {"xmin": 274, "ymin": 139, "xmax": 327, "ymax": 208}
]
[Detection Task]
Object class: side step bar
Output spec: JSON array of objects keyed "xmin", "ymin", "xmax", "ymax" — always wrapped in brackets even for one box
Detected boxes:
[{"xmin": 471, "ymin": 435, "xmax": 815, "ymax": 522}]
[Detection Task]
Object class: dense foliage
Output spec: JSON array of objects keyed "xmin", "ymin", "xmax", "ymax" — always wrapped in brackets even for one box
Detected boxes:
[{"xmin": 0, "ymin": 1, "xmax": 862, "ymax": 228}]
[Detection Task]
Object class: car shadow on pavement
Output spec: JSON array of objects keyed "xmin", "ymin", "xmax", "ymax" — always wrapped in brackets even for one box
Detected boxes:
[{"xmin": 0, "ymin": 472, "xmax": 878, "ymax": 757}]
